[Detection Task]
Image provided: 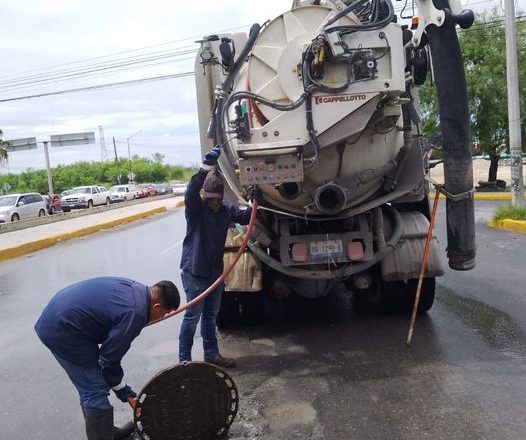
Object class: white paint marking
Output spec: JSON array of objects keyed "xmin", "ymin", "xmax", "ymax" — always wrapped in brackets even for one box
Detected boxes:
[{"xmin": 160, "ymin": 239, "xmax": 184, "ymax": 255}]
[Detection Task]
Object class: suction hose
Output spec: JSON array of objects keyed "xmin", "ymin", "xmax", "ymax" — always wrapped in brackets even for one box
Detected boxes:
[
  {"xmin": 127, "ymin": 200, "xmax": 258, "ymax": 409},
  {"xmin": 426, "ymin": 0, "xmax": 476, "ymax": 270}
]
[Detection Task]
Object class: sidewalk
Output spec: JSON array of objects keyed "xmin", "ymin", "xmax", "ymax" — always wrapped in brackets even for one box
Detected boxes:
[{"xmin": 0, "ymin": 197, "xmax": 184, "ymax": 262}]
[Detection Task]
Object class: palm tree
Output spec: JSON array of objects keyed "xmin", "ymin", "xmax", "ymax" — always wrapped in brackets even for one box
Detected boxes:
[{"xmin": 0, "ymin": 129, "xmax": 8, "ymax": 167}]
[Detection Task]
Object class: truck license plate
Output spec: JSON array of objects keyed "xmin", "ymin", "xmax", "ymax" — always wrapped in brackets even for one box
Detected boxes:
[{"xmin": 310, "ymin": 240, "xmax": 343, "ymax": 257}]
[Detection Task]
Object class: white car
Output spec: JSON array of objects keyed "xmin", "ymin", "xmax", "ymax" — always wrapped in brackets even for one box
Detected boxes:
[
  {"xmin": 171, "ymin": 182, "xmax": 187, "ymax": 196},
  {"xmin": 109, "ymin": 185, "xmax": 137, "ymax": 202},
  {"xmin": 61, "ymin": 186, "xmax": 111, "ymax": 211},
  {"xmin": 0, "ymin": 193, "xmax": 47, "ymax": 222}
]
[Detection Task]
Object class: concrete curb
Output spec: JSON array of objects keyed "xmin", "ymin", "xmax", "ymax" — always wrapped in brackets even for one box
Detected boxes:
[
  {"xmin": 487, "ymin": 219, "xmax": 526, "ymax": 235},
  {"xmin": 431, "ymin": 193, "xmax": 526, "ymax": 200},
  {"xmin": 0, "ymin": 206, "xmax": 168, "ymax": 262}
]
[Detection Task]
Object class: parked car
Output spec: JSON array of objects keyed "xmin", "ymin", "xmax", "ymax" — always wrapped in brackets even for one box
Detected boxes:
[
  {"xmin": 61, "ymin": 186, "xmax": 111, "ymax": 211},
  {"xmin": 136, "ymin": 184, "xmax": 158, "ymax": 198},
  {"xmin": 171, "ymin": 182, "xmax": 187, "ymax": 196},
  {"xmin": 43, "ymin": 194, "xmax": 62, "ymax": 214},
  {"xmin": 0, "ymin": 193, "xmax": 47, "ymax": 222},
  {"xmin": 109, "ymin": 185, "xmax": 138, "ymax": 203},
  {"xmin": 155, "ymin": 183, "xmax": 172, "ymax": 195}
]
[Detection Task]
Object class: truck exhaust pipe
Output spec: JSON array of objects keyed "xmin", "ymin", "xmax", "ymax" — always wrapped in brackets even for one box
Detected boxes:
[{"xmin": 426, "ymin": 1, "xmax": 476, "ymax": 270}]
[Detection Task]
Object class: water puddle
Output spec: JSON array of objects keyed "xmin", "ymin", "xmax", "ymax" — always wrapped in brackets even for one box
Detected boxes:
[{"xmin": 438, "ymin": 287, "xmax": 526, "ymax": 360}]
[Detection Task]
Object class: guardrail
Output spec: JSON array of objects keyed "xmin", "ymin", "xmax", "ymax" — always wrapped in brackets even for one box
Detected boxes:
[{"xmin": 0, "ymin": 194, "xmax": 175, "ymax": 234}]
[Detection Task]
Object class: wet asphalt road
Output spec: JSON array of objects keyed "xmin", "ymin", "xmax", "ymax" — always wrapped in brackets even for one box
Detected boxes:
[{"xmin": 1, "ymin": 200, "xmax": 525, "ymax": 439}]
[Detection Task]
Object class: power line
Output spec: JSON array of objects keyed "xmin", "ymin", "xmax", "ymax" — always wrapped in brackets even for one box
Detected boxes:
[
  {"xmin": 0, "ymin": 45, "xmax": 197, "ymax": 87},
  {"xmin": 0, "ymin": 50, "xmax": 197, "ymax": 92},
  {"xmin": 0, "ymin": 71, "xmax": 195, "ymax": 103},
  {"xmin": 0, "ymin": 24, "xmax": 250, "ymax": 80}
]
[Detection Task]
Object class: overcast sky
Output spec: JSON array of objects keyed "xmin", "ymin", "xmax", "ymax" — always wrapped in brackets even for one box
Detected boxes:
[{"xmin": 0, "ymin": 0, "xmax": 521, "ymax": 174}]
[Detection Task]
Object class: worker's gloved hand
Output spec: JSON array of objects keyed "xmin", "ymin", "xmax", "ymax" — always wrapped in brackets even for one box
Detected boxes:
[
  {"xmin": 202, "ymin": 146, "xmax": 221, "ymax": 167},
  {"xmin": 112, "ymin": 384, "xmax": 137, "ymax": 403},
  {"xmin": 252, "ymin": 187, "xmax": 264, "ymax": 205}
]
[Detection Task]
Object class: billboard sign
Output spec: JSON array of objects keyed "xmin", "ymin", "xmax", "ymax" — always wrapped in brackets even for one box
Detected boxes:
[{"xmin": 50, "ymin": 132, "xmax": 95, "ymax": 147}]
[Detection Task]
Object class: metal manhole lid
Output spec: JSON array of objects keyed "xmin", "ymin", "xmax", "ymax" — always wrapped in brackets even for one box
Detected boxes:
[{"xmin": 134, "ymin": 362, "xmax": 239, "ymax": 440}]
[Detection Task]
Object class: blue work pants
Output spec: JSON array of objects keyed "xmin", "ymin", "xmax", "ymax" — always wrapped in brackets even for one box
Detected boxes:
[
  {"xmin": 178, "ymin": 270, "xmax": 223, "ymax": 362},
  {"xmin": 52, "ymin": 353, "xmax": 112, "ymax": 411}
]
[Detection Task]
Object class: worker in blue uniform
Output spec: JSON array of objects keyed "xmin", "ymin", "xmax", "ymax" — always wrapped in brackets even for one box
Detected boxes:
[
  {"xmin": 179, "ymin": 146, "xmax": 262, "ymax": 368},
  {"xmin": 35, "ymin": 277, "xmax": 180, "ymax": 440}
]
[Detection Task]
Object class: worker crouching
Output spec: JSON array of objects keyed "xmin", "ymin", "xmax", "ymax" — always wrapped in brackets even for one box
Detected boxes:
[{"xmin": 35, "ymin": 277, "xmax": 180, "ymax": 440}]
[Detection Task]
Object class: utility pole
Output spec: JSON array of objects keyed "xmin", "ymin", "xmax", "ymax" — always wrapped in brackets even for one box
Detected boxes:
[
  {"xmin": 504, "ymin": 0, "xmax": 524, "ymax": 207},
  {"xmin": 113, "ymin": 136, "xmax": 121, "ymax": 184},
  {"xmin": 43, "ymin": 141, "xmax": 54, "ymax": 194}
]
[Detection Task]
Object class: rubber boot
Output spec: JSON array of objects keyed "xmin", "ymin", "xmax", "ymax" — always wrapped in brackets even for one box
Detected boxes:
[
  {"xmin": 84, "ymin": 408, "xmax": 114, "ymax": 440},
  {"xmin": 113, "ymin": 421, "xmax": 135, "ymax": 439}
]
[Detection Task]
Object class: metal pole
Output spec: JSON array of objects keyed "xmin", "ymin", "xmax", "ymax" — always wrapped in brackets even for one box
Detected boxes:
[
  {"xmin": 127, "ymin": 138, "xmax": 132, "ymax": 180},
  {"xmin": 43, "ymin": 141, "xmax": 54, "ymax": 194},
  {"xmin": 504, "ymin": 0, "xmax": 524, "ymax": 207},
  {"xmin": 126, "ymin": 130, "xmax": 142, "ymax": 183},
  {"xmin": 113, "ymin": 136, "xmax": 121, "ymax": 184}
]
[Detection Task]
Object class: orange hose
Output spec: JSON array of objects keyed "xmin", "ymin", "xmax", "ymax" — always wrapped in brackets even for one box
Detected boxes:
[
  {"xmin": 127, "ymin": 200, "xmax": 258, "ymax": 410},
  {"xmin": 147, "ymin": 199, "xmax": 258, "ymax": 327}
]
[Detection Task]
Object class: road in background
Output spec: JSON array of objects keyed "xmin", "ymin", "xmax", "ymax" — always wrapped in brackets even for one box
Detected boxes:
[{"xmin": 0, "ymin": 200, "xmax": 525, "ymax": 439}]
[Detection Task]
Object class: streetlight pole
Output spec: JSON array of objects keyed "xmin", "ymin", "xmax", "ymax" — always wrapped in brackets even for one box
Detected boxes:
[{"xmin": 126, "ymin": 130, "xmax": 142, "ymax": 183}]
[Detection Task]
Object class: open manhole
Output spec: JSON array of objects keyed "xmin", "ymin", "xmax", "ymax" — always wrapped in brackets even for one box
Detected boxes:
[{"xmin": 134, "ymin": 362, "xmax": 239, "ymax": 440}]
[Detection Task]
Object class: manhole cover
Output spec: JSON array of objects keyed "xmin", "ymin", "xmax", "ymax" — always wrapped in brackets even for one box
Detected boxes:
[{"xmin": 134, "ymin": 362, "xmax": 239, "ymax": 440}]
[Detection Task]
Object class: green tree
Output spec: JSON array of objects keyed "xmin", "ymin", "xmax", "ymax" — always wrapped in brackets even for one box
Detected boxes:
[
  {"xmin": 152, "ymin": 152, "xmax": 165, "ymax": 163},
  {"xmin": 420, "ymin": 12, "xmax": 526, "ymax": 181}
]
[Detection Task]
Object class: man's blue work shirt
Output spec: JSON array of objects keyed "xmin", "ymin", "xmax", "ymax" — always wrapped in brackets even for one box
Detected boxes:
[
  {"xmin": 34, "ymin": 277, "xmax": 149, "ymax": 387},
  {"xmin": 180, "ymin": 169, "xmax": 252, "ymax": 279}
]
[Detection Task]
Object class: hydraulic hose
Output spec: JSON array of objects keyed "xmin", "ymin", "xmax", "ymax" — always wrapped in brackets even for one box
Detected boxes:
[{"xmin": 127, "ymin": 200, "xmax": 258, "ymax": 410}]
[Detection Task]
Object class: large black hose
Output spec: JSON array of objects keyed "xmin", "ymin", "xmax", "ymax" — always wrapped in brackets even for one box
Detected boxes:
[{"xmin": 426, "ymin": 0, "xmax": 476, "ymax": 270}]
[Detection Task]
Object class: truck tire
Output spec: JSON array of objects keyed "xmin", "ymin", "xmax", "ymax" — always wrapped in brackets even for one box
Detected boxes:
[
  {"xmin": 217, "ymin": 293, "xmax": 241, "ymax": 329},
  {"xmin": 239, "ymin": 292, "xmax": 265, "ymax": 325},
  {"xmin": 379, "ymin": 280, "xmax": 408, "ymax": 314},
  {"xmin": 405, "ymin": 277, "xmax": 435, "ymax": 314},
  {"xmin": 38, "ymin": 209, "xmax": 45, "ymax": 217},
  {"xmin": 11, "ymin": 213, "xmax": 19, "ymax": 222},
  {"xmin": 106, "ymin": 197, "xmax": 110, "ymax": 206},
  {"xmin": 87, "ymin": 200, "xmax": 93, "ymax": 209}
]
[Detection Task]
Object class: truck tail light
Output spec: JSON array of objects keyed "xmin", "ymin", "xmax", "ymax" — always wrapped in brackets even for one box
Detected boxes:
[
  {"xmin": 347, "ymin": 241, "xmax": 364, "ymax": 260},
  {"xmin": 291, "ymin": 243, "xmax": 308, "ymax": 262}
]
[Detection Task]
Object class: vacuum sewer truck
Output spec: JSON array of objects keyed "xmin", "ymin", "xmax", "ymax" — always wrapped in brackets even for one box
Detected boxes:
[{"xmin": 194, "ymin": 0, "xmax": 476, "ymax": 324}]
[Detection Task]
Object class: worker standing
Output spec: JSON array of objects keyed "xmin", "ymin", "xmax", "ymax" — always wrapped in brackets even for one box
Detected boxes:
[
  {"xmin": 179, "ymin": 146, "xmax": 262, "ymax": 368},
  {"xmin": 35, "ymin": 277, "xmax": 180, "ymax": 440}
]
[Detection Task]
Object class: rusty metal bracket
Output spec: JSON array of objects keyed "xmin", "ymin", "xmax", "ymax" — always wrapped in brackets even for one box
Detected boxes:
[
  {"xmin": 134, "ymin": 362, "xmax": 239, "ymax": 440},
  {"xmin": 425, "ymin": 176, "xmax": 474, "ymax": 202}
]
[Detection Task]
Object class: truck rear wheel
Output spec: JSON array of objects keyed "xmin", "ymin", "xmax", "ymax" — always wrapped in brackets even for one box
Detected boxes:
[
  {"xmin": 239, "ymin": 293, "xmax": 265, "ymax": 325},
  {"xmin": 217, "ymin": 293, "xmax": 241, "ymax": 329},
  {"xmin": 379, "ymin": 280, "xmax": 408, "ymax": 314},
  {"xmin": 405, "ymin": 277, "xmax": 435, "ymax": 314}
]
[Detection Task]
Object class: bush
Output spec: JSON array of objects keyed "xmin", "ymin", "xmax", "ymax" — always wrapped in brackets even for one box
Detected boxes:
[{"xmin": 493, "ymin": 205, "xmax": 526, "ymax": 221}]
